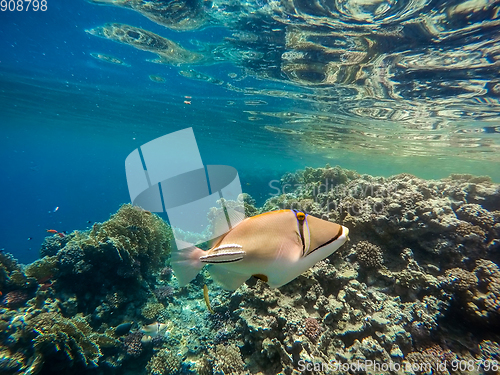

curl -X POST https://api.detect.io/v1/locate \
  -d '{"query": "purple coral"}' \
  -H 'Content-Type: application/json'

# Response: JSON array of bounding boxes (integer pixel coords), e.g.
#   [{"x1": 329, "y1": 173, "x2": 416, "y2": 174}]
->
[
  {"x1": 153, "y1": 285, "x2": 174, "y2": 301},
  {"x1": 303, "y1": 317, "x2": 323, "y2": 342},
  {"x1": 159, "y1": 267, "x2": 173, "y2": 279},
  {"x1": 2, "y1": 290, "x2": 29, "y2": 308},
  {"x1": 123, "y1": 332, "x2": 144, "y2": 357}
]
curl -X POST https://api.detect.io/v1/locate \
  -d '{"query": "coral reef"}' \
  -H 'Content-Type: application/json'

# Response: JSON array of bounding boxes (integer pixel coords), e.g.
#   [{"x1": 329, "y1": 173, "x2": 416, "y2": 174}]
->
[
  {"x1": 302, "y1": 317, "x2": 323, "y2": 342},
  {"x1": 1, "y1": 167, "x2": 499, "y2": 375},
  {"x1": 146, "y1": 349, "x2": 182, "y2": 375},
  {"x1": 122, "y1": 331, "x2": 143, "y2": 357},
  {"x1": 353, "y1": 241, "x2": 384, "y2": 269},
  {"x1": 213, "y1": 343, "x2": 245, "y2": 374},
  {"x1": 2, "y1": 290, "x2": 29, "y2": 308}
]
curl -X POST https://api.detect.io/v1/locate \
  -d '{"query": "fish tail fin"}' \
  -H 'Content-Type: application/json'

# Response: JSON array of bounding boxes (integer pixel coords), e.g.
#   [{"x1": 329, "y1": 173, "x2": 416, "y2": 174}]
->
[{"x1": 171, "y1": 240, "x2": 206, "y2": 287}]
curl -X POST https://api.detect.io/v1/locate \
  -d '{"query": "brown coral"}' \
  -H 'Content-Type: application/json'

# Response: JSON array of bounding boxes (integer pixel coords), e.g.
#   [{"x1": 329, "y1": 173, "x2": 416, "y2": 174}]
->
[
  {"x1": 440, "y1": 268, "x2": 478, "y2": 292},
  {"x1": 455, "y1": 204, "x2": 494, "y2": 229},
  {"x1": 2, "y1": 290, "x2": 29, "y2": 308},
  {"x1": 405, "y1": 344, "x2": 457, "y2": 375},
  {"x1": 470, "y1": 259, "x2": 500, "y2": 321},
  {"x1": 214, "y1": 343, "x2": 245, "y2": 374},
  {"x1": 303, "y1": 317, "x2": 323, "y2": 342},
  {"x1": 354, "y1": 241, "x2": 384, "y2": 268},
  {"x1": 455, "y1": 222, "x2": 486, "y2": 239}
]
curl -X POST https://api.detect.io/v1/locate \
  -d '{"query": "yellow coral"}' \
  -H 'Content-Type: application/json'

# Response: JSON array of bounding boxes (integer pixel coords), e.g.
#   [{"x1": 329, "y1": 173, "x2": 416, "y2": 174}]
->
[
  {"x1": 141, "y1": 302, "x2": 165, "y2": 320},
  {"x1": 24, "y1": 256, "x2": 58, "y2": 281}
]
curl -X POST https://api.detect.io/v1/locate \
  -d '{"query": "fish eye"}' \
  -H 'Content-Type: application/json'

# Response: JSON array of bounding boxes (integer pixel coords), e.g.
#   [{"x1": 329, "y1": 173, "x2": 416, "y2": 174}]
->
[{"x1": 296, "y1": 212, "x2": 306, "y2": 221}]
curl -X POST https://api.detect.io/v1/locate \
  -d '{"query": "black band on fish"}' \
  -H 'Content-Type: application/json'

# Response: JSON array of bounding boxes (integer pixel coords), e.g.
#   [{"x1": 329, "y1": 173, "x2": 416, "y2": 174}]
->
[
  {"x1": 293, "y1": 210, "x2": 307, "y2": 255},
  {"x1": 201, "y1": 257, "x2": 244, "y2": 264},
  {"x1": 308, "y1": 225, "x2": 344, "y2": 255}
]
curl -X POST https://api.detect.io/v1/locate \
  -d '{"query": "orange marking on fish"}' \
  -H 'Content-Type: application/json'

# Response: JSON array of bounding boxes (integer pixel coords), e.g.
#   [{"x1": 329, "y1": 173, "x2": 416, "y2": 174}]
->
[{"x1": 46, "y1": 229, "x2": 58, "y2": 234}]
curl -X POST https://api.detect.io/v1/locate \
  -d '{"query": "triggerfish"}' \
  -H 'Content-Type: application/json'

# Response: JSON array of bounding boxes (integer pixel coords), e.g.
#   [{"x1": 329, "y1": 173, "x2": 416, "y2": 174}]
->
[{"x1": 171, "y1": 209, "x2": 349, "y2": 291}]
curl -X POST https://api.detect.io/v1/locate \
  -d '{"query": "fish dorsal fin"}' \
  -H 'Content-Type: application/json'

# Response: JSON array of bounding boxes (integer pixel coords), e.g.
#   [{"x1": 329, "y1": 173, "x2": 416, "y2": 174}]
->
[
  {"x1": 200, "y1": 244, "x2": 245, "y2": 263},
  {"x1": 212, "y1": 210, "x2": 230, "y2": 239},
  {"x1": 211, "y1": 204, "x2": 245, "y2": 238}
]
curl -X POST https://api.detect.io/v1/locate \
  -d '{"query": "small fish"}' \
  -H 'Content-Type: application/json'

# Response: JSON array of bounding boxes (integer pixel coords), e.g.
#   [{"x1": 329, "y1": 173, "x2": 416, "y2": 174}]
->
[
  {"x1": 37, "y1": 275, "x2": 52, "y2": 284},
  {"x1": 172, "y1": 209, "x2": 349, "y2": 291},
  {"x1": 141, "y1": 322, "x2": 168, "y2": 337},
  {"x1": 39, "y1": 282, "x2": 53, "y2": 291},
  {"x1": 53, "y1": 207, "x2": 59, "y2": 213},
  {"x1": 87, "y1": 220, "x2": 92, "y2": 223},
  {"x1": 203, "y1": 284, "x2": 214, "y2": 314},
  {"x1": 46, "y1": 229, "x2": 58, "y2": 234},
  {"x1": 27, "y1": 237, "x2": 32, "y2": 241},
  {"x1": 184, "y1": 95, "x2": 192, "y2": 99},
  {"x1": 57, "y1": 232, "x2": 65, "y2": 238},
  {"x1": 115, "y1": 322, "x2": 132, "y2": 336},
  {"x1": 184, "y1": 100, "x2": 191, "y2": 105}
]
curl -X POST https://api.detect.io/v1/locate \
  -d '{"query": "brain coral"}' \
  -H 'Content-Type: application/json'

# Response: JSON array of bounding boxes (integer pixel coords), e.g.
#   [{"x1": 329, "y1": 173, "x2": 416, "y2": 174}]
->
[{"x1": 354, "y1": 241, "x2": 384, "y2": 268}]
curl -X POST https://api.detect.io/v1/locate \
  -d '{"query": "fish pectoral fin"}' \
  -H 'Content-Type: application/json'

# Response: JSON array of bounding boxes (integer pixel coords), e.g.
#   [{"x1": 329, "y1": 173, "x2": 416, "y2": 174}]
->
[
  {"x1": 208, "y1": 266, "x2": 250, "y2": 291},
  {"x1": 200, "y1": 249, "x2": 245, "y2": 264}
]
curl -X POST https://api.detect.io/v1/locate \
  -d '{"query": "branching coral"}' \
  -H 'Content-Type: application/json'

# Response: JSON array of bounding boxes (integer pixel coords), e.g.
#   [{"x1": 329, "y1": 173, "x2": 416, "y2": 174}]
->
[
  {"x1": 24, "y1": 311, "x2": 119, "y2": 374},
  {"x1": 0, "y1": 251, "x2": 35, "y2": 291},
  {"x1": 146, "y1": 349, "x2": 181, "y2": 375},
  {"x1": 214, "y1": 343, "x2": 245, "y2": 374},
  {"x1": 87, "y1": 204, "x2": 172, "y2": 271}
]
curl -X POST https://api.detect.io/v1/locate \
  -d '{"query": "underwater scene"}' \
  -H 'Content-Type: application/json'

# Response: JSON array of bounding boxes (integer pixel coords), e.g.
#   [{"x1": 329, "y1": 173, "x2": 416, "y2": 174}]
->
[{"x1": 1, "y1": 0, "x2": 500, "y2": 374}]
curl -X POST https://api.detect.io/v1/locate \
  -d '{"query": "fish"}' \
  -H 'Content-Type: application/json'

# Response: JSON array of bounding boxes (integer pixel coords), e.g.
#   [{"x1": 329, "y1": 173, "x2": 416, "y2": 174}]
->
[
  {"x1": 46, "y1": 229, "x2": 58, "y2": 234},
  {"x1": 57, "y1": 232, "x2": 65, "y2": 238},
  {"x1": 184, "y1": 100, "x2": 192, "y2": 105},
  {"x1": 203, "y1": 284, "x2": 214, "y2": 314},
  {"x1": 141, "y1": 322, "x2": 168, "y2": 337},
  {"x1": 171, "y1": 209, "x2": 349, "y2": 291}
]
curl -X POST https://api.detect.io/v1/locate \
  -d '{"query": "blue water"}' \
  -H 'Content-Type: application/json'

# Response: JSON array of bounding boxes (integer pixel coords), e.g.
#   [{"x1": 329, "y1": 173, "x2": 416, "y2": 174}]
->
[{"x1": 1, "y1": 0, "x2": 499, "y2": 263}]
